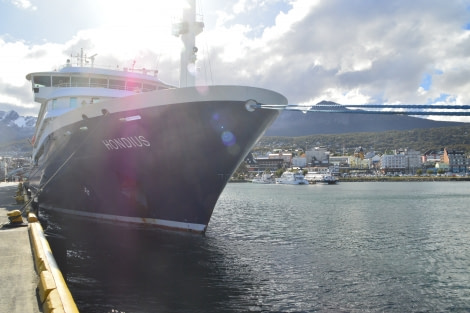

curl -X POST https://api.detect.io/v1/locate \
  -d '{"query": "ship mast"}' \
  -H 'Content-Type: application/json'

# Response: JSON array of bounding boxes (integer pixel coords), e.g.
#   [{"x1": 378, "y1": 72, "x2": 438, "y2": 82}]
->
[{"x1": 173, "y1": 0, "x2": 204, "y2": 87}]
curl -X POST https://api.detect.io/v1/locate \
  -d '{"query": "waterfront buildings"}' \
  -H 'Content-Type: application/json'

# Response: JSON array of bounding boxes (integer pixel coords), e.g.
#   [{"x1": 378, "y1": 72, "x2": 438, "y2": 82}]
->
[{"x1": 246, "y1": 146, "x2": 469, "y2": 176}]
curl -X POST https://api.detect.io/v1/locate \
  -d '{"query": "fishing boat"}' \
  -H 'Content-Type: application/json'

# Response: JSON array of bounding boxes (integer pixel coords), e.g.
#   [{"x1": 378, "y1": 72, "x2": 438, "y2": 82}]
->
[
  {"x1": 251, "y1": 172, "x2": 276, "y2": 184},
  {"x1": 304, "y1": 171, "x2": 338, "y2": 184},
  {"x1": 276, "y1": 171, "x2": 308, "y2": 185},
  {"x1": 26, "y1": 1, "x2": 287, "y2": 233}
]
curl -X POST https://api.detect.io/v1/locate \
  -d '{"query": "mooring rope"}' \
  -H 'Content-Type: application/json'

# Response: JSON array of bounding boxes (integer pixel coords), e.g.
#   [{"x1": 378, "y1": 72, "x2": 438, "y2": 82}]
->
[
  {"x1": 27, "y1": 117, "x2": 102, "y2": 213},
  {"x1": 256, "y1": 103, "x2": 470, "y2": 116}
]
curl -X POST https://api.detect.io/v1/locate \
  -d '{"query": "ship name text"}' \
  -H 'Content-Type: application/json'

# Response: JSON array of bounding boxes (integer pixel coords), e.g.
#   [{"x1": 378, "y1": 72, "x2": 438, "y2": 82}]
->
[{"x1": 102, "y1": 136, "x2": 150, "y2": 150}]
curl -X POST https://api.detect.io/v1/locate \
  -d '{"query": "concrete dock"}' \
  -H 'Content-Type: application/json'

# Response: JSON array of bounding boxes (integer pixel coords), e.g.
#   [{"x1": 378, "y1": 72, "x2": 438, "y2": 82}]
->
[
  {"x1": 0, "y1": 182, "x2": 79, "y2": 313},
  {"x1": 0, "y1": 182, "x2": 39, "y2": 313}
]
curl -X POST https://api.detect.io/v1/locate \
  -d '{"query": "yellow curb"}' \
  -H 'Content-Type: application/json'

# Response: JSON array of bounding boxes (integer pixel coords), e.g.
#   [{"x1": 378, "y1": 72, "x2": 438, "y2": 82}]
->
[
  {"x1": 38, "y1": 271, "x2": 57, "y2": 303},
  {"x1": 29, "y1": 221, "x2": 79, "y2": 313},
  {"x1": 28, "y1": 212, "x2": 39, "y2": 223},
  {"x1": 43, "y1": 289, "x2": 66, "y2": 313}
]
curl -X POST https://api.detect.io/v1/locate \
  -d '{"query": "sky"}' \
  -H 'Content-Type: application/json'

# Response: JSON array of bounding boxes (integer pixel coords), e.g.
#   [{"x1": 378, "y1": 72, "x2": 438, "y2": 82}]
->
[{"x1": 1, "y1": 0, "x2": 470, "y2": 122}]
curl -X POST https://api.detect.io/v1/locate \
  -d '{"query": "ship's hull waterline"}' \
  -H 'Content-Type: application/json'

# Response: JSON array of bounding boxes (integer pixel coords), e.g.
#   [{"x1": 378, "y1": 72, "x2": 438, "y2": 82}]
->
[{"x1": 28, "y1": 86, "x2": 285, "y2": 233}]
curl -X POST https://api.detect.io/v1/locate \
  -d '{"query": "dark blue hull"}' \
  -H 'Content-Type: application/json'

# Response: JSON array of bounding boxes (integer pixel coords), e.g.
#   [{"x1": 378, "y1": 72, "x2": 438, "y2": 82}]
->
[{"x1": 29, "y1": 99, "x2": 279, "y2": 232}]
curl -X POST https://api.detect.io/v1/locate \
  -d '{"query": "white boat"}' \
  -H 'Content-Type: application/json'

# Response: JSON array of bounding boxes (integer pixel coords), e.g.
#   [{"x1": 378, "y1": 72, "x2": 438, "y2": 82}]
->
[
  {"x1": 252, "y1": 172, "x2": 276, "y2": 184},
  {"x1": 276, "y1": 171, "x2": 308, "y2": 185},
  {"x1": 305, "y1": 171, "x2": 338, "y2": 184}
]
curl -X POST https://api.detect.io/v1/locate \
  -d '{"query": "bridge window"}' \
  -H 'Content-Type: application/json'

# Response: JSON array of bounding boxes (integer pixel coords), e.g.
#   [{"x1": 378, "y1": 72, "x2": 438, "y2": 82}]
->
[
  {"x1": 52, "y1": 76, "x2": 70, "y2": 87},
  {"x1": 71, "y1": 76, "x2": 89, "y2": 87},
  {"x1": 90, "y1": 77, "x2": 107, "y2": 88},
  {"x1": 126, "y1": 80, "x2": 142, "y2": 91},
  {"x1": 33, "y1": 76, "x2": 51, "y2": 87},
  {"x1": 109, "y1": 79, "x2": 125, "y2": 90}
]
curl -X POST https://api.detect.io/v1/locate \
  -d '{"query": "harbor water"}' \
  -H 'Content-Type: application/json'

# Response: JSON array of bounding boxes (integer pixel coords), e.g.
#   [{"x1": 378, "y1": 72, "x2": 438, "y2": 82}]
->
[{"x1": 58, "y1": 182, "x2": 470, "y2": 312}]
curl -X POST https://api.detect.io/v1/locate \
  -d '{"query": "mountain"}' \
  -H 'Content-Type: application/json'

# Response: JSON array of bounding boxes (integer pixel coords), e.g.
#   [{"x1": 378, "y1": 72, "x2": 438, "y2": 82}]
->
[
  {"x1": 0, "y1": 110, "x2": 37, "y2": 148},
  {"x1": 265, "y1": 102, "x2": 463, "y2": 137}
]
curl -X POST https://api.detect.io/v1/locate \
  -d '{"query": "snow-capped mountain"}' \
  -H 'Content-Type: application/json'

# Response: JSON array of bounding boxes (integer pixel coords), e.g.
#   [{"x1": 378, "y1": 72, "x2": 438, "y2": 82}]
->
[
  {"x1": 0, "y1": 110, "x2": 37, "y2": 128},
  {"x1": 0, "y1": 110, "x2": 37, "y2": 146}
]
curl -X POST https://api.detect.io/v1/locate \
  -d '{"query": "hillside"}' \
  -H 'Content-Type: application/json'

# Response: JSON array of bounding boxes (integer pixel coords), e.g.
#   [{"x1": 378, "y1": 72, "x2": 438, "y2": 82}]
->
[
  {"x1": 265, "y1": 107, "x2": 463, "y2": 137},
  {"x1": 258, "y1": 124, "x2": 470, "y2": 154}
]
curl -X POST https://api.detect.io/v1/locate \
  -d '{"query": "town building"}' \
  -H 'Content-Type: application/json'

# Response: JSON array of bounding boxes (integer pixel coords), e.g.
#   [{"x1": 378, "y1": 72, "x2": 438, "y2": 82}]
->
[
  {"x1": 400, "y1": 149, "x2": 422, "y2": 174},
  {"x1": 380, "y1": 149, "x2": 422, "y2": 174},
  {"x1": 435, "y1": 162, "x2": 450, "y2": 173},
  {"x1": 354, "y1": 147, "x2": 365, "y2": 159},
  {"x1": 329, "y1": 156, "x2": 349, "y2": 175},
  {"x1": 442, "y1": 148, "x2": 467, "y2": 173},
  {"x1": 349, "y1": 155, "x2": 370, "y2": 170},
  {"x1": 269, "y1": 152, "x2": 293, "y2": 164},
  {"x1": 329, "y1": 156, "x2": 349, "y2": 167},
  {"x1": 292, "y1": 156, "x2": 307, "y2": 168},
  {"x1": 252, "y1": 157, "x2": 284, "y2": 172},
  {"x1": 305, "y1": 147, "x2": 330, "y2": 167},
  {"x1": 422, "y1": 150, "x2": 442, "y2": 164},
  {"x1": 380, "y1": 153, "x2": 406, "y2": 173},
  {"x1": 370, "y1": 154, "x2": 382, "y2": 171}
]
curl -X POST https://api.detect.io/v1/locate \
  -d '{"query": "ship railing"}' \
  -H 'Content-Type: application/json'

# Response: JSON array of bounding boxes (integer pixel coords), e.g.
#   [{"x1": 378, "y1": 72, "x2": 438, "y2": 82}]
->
[
  {"x1": 51, "y1": 82, "x2": 157, "y2": 93},
  {"x1": 61, "y1": 62, "x2": 159, "y2": 76}
]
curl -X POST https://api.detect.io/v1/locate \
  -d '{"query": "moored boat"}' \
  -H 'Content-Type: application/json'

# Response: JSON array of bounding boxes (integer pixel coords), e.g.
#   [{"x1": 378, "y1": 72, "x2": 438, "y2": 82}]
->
[
  {"x1": 26, "y1": 1, "x2": 287, "y2": 233},
  {"x1": 305, "y1": 171, "x2": 338, "y2": 184},
  {"x1": 252, "y1": 172, "x2": 276, "y2": 184},
  {"x1": 276, "y1": 171, "x2": 309, "y2": 185}
]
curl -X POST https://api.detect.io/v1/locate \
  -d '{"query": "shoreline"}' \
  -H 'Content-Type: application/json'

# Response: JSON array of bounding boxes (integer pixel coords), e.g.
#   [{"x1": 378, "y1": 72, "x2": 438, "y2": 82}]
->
[
  {"x1": 230, "y1": 176, "x2": 470, "y2": 183},
  {"x1": 337, "y1": 176, "x2": 470, "y2": 182}
]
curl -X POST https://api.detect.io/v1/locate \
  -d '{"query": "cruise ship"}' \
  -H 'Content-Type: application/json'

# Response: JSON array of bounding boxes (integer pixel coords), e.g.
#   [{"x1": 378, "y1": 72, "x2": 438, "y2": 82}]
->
[{"x1": 26, "y1": 1, "x2": 287, "y2": 233}]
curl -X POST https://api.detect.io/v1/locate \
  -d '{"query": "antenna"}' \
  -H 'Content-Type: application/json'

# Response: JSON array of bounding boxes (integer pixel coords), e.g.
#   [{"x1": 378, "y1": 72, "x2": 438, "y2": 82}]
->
[
  {"x1": 173, "y1": 0, "x2": 204, "y2": 87},
  {"x1": 89, "y1": 54, "x2": 98, "y2": 67}
]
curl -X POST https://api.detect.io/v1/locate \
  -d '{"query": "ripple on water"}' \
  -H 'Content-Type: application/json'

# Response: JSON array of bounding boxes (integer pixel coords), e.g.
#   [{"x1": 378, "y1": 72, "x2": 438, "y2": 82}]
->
[{"x1": 58, "y1": 182, "x2": 470, "y2": 312}]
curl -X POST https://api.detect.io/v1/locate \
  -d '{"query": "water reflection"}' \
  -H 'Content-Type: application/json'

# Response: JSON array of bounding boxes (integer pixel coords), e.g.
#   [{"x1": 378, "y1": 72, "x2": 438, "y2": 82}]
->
[{"x1": 41, "y1": 215, "x2": 257, "y2": 313}]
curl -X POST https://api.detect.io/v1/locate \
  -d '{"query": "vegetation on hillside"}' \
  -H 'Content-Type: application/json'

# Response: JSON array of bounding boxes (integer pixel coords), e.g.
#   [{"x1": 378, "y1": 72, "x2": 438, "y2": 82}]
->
[
  {"x1": 256, "y1": 124, "x2": 470, "y2": 155},
  {"x1": 0, "y1": 139, "x2": 32, "y2": 156}
]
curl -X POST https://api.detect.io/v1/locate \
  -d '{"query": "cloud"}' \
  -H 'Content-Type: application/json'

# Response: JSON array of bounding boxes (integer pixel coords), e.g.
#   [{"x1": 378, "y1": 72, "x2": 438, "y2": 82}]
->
[
  {"x1": 250, "y1": 0, "x2": 470, "y2": 109},
  {"x1": 0, "y1": 38, "x2": 67, "y2": 115},
  {"x1": 207, "y1": 0, "x2": 470, "y2": 122},
  {"x1": 1, "y1": 0, "x2": 470, "y2": 123},
  {"x1": 9, "y1": 0, "x2": 36, "y2": 10},
  {"x1": 0, "y1": 78, "x2": 36, "y2": 115}
]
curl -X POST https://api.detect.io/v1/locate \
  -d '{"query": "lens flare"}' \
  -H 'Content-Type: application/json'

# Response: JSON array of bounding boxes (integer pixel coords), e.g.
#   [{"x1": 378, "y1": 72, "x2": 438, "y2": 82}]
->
[{"x1": 221, "y1": 131, "x2": 236, "y2": 146}]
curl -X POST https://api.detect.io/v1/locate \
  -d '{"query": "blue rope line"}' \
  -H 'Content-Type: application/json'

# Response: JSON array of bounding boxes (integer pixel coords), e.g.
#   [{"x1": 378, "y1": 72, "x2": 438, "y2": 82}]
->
[{"x1": 258, "y1": 103, "x2": 470, "y2": 116}]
